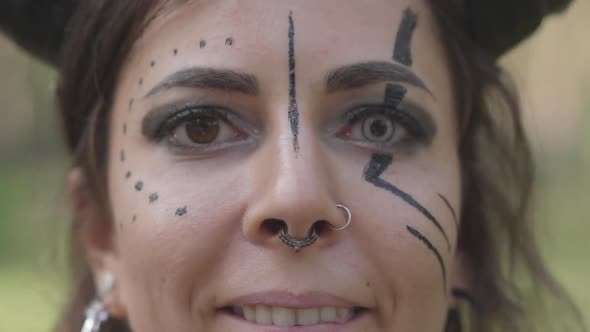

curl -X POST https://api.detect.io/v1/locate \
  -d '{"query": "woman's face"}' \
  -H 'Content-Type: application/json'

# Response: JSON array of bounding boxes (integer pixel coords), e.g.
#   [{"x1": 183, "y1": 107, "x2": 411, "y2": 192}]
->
[{"x1": 86, "y1": 0, "x2": 463, "y2": 331}]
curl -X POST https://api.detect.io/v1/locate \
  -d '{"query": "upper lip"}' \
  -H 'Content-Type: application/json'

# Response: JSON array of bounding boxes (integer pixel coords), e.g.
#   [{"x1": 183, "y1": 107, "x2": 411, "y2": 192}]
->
[{"x1": 222, "y1": 290, "x2": 370, "y2": 309}]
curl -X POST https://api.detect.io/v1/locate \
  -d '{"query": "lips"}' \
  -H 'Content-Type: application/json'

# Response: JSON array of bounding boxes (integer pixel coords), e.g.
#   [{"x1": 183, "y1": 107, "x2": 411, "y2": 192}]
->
[{"x1": 218, "y1": 291, "x2": 371, "y2": 328}]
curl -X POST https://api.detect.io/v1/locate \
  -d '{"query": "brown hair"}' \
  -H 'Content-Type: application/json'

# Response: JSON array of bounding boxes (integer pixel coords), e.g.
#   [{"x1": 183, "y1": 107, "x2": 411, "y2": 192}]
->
[{"x1": 53, "y1": 1, "x2": 585, "y2": 331}]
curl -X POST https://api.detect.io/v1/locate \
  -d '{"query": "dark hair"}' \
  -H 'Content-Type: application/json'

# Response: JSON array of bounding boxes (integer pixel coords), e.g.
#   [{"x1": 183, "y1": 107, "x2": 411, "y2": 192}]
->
[{"x1": 53, "y1": 1, "x2": 585, "y2": 331}]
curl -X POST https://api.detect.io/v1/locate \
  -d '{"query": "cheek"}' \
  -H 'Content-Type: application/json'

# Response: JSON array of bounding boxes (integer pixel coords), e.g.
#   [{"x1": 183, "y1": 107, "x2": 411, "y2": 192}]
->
[{"x1": 107, "y1": 150, "x2": 252, "y2": 313}]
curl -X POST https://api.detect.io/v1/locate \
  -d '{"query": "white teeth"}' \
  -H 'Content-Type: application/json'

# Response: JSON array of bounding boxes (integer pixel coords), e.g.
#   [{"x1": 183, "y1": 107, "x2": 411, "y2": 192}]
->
[
  {"x1": 236, "y1": 305, "x2": 355, "y2": 326},
  {"x1": 272, "y1": 306, "x2": 296, "y2": 327},
  {"x1": 320, "y1": 307, "x2": 338, "y2": 322},
  {"x1": 255, "y1": 305, "x2": 272, "y2": 325},
  {"x1": 297, "y1": 308, "x2": 320, "y2": 326}
]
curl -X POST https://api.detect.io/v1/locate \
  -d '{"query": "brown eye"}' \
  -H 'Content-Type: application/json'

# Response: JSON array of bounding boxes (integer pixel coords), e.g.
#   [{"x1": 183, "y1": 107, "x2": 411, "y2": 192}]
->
[
  {"x1": 362, "y1": 115, "x2": 395, "y2": 142},
  {"x1": 185, "y1": 115, "x2": 220, "y2": 144}
]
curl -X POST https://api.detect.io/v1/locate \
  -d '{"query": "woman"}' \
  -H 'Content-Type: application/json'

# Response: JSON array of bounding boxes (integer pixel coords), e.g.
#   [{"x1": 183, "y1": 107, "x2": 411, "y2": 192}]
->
[{"x1": 1, "y1": 0, "x2": 585, "y2": 331}]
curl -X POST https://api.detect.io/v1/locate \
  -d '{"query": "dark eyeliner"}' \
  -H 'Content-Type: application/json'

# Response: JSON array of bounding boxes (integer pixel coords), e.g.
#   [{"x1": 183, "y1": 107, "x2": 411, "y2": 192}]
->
[
  {"x1": 345, "y1": 103, "x2": 437, "y2": 144},
  {"x1": 142, "y1": 102, "x2": 231, "y2": 141}
]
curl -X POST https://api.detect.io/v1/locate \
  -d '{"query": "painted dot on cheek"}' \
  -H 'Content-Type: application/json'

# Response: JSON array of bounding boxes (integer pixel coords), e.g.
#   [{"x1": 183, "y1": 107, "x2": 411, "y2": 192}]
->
[
  {"x1": 149, "y1": 193, "x2": 159, "y2": 203},
  {"x1": 150, "y1": 61, "x2": 155, "y2": 67},
  {"x1": 173, "y1": 49, "x2": 178, "y2": 55},
  {"x1": 132, "y1": 214, "x2": 137, "y2": 222},
  {"x1": 175, "y1": 206, "x2": 187, "y2": 216},
  {"x1": 135, "y1": 181, "x2": 144, "y2": 191},
  {"x1": 199, "y1": 40, "x2": 206, "y2": 48},
  {"x1": 225, "y1": 37, "x2": 234, "y2": 46},
  {"x1": 125, "y1": 171, "x2": 132, "y2": 179}
]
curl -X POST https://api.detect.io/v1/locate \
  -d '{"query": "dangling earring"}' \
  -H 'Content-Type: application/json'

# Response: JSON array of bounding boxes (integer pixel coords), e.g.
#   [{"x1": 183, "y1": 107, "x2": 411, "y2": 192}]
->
[
  {"x1": 445, "y1": 308, "x2": 462, "y2": 332},
  {"x1": 80, "y1": 273, "x2": 115, "y2": 332}
]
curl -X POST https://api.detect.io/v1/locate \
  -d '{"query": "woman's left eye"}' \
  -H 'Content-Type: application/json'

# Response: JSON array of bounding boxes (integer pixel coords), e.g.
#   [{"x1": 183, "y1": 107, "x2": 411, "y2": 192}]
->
[{"x1": 336, "y1": 106, "x2": 420, "y2": 147}]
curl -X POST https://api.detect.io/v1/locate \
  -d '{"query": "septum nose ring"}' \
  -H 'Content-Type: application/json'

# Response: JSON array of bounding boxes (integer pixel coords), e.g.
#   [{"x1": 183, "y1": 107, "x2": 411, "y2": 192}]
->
[{"x1": 279, "y1": 204, "x2": 352, "y2": 252}]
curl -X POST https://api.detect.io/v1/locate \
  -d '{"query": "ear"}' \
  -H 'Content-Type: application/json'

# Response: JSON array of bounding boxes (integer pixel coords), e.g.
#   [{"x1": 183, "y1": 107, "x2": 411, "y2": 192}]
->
[{"x1": 66, "y1": 167, "x2": 127, "y2": 319}]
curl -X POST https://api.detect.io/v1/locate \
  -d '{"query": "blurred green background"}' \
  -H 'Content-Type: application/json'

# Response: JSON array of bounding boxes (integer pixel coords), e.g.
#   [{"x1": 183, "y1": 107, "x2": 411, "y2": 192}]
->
[{"x1": 0, "y1": 2, "x2": 589, "y2": 331}]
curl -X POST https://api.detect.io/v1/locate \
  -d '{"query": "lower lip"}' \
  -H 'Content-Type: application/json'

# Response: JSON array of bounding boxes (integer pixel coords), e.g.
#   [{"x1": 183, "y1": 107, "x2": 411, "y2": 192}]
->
[{"x1": 217, "y1": 309, "x2": 371, "y2": 332}]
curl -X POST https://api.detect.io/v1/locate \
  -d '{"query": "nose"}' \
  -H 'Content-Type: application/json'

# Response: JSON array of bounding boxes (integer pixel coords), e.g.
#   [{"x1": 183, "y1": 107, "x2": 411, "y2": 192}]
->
[{"x1": 242, "y1": 133, "x2": 348, "y2": 252}]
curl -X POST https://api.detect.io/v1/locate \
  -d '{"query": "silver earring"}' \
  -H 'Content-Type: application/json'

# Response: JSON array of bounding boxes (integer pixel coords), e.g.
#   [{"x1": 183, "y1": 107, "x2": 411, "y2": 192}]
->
[{"x1": 80, "y1": 300, "x2": 109, "y2": 332}]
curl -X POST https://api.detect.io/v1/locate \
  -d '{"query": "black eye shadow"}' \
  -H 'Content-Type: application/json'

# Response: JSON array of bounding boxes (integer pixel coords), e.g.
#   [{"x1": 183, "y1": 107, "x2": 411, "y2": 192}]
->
[
  {"x1": 175, "y1": 206, "x2": 187, "y2": 216},
  {"x1": 135, "y1": 181, "x2": 144, "y2": 191},
  {"x1": 393, "y1": 7, "x2": 418, "y2": 66}
]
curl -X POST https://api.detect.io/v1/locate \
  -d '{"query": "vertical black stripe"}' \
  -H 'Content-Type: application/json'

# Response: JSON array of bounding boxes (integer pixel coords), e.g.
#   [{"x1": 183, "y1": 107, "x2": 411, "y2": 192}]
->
[
  {"x1": 288, "y1": 11, "x2": 300, "y2": 152},
  {"x1": 406, "y1": 225, "x2": 447, "y2": 291},
  {"x1": 393, "y1": 8, "x2": 418, "y2": 66}
]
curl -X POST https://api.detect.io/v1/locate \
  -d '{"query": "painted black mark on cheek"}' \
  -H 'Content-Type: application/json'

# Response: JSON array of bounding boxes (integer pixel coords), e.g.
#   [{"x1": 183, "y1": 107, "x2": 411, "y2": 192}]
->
[
  {"x1": 173, "y1": 49, "x2": 178, "y2": 55},
  {"x1": 175, "y1": 206, "x2": 187, "y2": 216},
  {"x1": 139, "y1": 78, "x2": 143, "y2": 86},
  {"x1": 393, "y1": 7, "x2": 418, "y2": 66},
  {"x1": 200, "y1": 40, "x2": 207, "y2": 48},
  {"x1": 132, "y1": 214, "x2": 137, "y2": 223},
  {"x1": 225, "y1": 37, "x2": 234, "y2": 46},
  {"x1": 125, "y1": 171, "x2": 132, "y2": 179},
  {"x1": 438, "y1": 193, "x2": 458, "y2": 228},
  {"x1": 287, "y1": 11, "x2": 300, "y2": 152},
  {"x1": 149, "y1": 193, "x2": 159, "y2": 203},
  {"x1": 150, "y1": 61, "x2": 156, "y2": 67},
  {"x1": 135, "y1": 181, "x2": 144, "y2": 191},
  {"x1": 128, "y1": 98, "x2": 134, "y2": 111},
  {"x1": 363, "y1": 154, "x2": 451, "y2": 250},
  {"x1": 123, "y1": 123, "x2": 127, "y2": 135},
  {"x1": 406, "y1": 225, "x2": 447, "y2": 291}
]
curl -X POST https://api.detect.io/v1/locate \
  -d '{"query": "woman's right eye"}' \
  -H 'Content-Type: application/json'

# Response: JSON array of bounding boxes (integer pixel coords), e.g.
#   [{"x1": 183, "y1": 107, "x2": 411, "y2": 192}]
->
[{"x1": 157, "y1": 107, "x2": 250, "y2": 153}]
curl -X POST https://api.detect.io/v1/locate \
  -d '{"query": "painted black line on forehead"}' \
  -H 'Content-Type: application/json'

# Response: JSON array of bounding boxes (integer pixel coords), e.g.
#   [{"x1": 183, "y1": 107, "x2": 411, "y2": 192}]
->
[
  {"x1": 364, "y1": 154, "x2": 451, "y2": 251},
  {"x1": 287, "y1": 11, "x2": 300, "y2": 153},
  {"x1": 393, "y1": 8, "x2": 418, "y2": 66},
  {"x1": 144, "y1": 67, "x2": 259, "y2": 98},
  {"x1": 438, "y1": 193, "x2": 458, "y2": 228},
  {"x1": 407, "y1": 225, "x2": 447, "y2": 290}
]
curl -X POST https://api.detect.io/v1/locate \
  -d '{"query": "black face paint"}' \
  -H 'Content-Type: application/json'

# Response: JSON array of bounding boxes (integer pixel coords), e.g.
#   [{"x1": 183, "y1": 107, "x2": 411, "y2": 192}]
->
[
  {"x1": 135, "y1": 181, "x2": 144, "y2": 191},
  {"x1": 139, "y1": 78, "x2": 143, "y2": 86},
  {"x1": 125, "y1": 171, "x2": 132, "y2": 179},
  {"x1": 175, "y1": 206, "x2": 187, "y2": 216},
  {"x1": 364, "y1": 154, "x2": 450, "y2": 250},
  {"x1": 438, "y1": 193, "x2": 458, "y2": 228},
  {"x1": 129, "y1": 98, "x2": 134, "y2": 111},
  {"x1": 407, "y1": 225, "x2": 447, "y2": 291},
  {"x1": 287, "y1": 11, "x2": 300, "y2": 152},
  {"x1": 150, "y1": 61, "x2": 156, "y2": 67},
  {"x1": 393, "y1": 8, "x2": 418, "y2": 66},
  {"x1": 123, "y1": 123, "x2": 127, "y2": 135},
  {"x1": 225, "y1": 37, "x2": 234, "y2": 46},
  {"x1": 173, "y1": 49, "x2": 178, "y2": 55},
  {"x1": 200, "y1": 40, "x2": 206, "y2": 48},
  {"x1": 120, "y1": 150, "x2": 125, "y2": 162},
  {"x1": 132, "y1": 214, "x2": 137, "y2": 222},
  {"x1": 149, "y1": 193, "x2": 159, "y2": 203}
]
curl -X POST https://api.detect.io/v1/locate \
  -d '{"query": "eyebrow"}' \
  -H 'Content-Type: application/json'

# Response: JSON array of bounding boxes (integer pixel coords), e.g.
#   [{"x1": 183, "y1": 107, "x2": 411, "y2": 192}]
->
[
  {"x1": 144, "y1": 67, "x2": 259, "y2": 98},
  {"x1": 325, "y1": 61, "x2": 433, "y2": 96}
]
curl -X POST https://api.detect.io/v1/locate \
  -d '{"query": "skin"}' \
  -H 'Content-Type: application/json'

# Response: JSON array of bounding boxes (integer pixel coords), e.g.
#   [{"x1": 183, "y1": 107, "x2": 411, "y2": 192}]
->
[{"x1": 70, "y1": 0, "x2": 465, "y2": 331}]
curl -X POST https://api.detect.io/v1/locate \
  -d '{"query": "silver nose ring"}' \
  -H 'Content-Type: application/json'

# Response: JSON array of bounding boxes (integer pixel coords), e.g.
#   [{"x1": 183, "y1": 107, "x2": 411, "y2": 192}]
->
[{"x1": 279, "y1": 204, "x2": 352, "y2": 252}]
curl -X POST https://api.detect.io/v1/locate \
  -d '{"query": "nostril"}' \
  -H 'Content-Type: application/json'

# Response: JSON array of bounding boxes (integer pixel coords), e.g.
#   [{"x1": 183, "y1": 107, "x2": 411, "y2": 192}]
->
[
  {"x1": 261, "y1": 218, "x2": 285, "y2": 235},
  {"x1": 313, "y1": 220, "x2": 330, "y2": 236}
]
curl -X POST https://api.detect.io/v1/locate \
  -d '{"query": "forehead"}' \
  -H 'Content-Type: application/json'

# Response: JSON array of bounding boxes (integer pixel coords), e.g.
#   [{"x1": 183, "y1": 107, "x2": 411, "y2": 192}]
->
[{"x1": 131, "y1": 0, "x2": 444, "y2": 77}]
